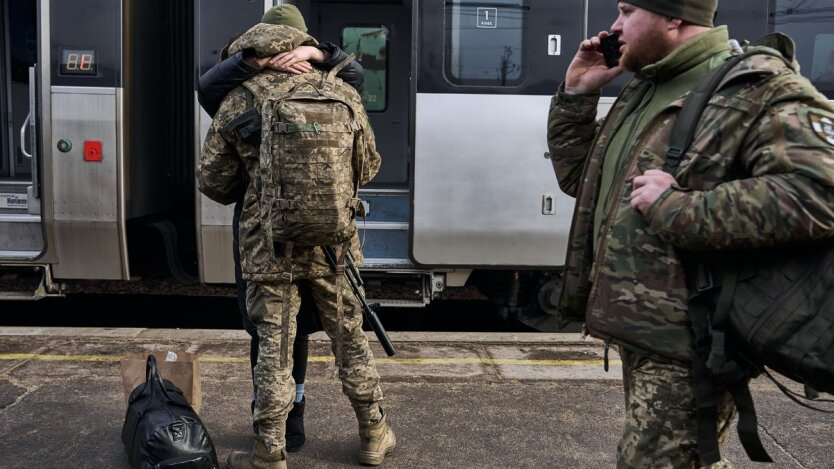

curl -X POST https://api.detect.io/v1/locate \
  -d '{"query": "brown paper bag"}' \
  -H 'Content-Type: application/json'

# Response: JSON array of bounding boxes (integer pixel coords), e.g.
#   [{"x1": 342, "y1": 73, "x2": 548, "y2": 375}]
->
[{"x1": 120, "y1": 351, "x2": 202, "y2": 414}]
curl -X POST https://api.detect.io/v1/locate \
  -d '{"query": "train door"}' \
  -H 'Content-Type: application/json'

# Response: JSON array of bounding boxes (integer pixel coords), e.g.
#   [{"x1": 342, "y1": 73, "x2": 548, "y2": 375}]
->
[
  {"x1": 306, "y1": 0, "x2": 414, "y2": 268},
  {"x1": 195, "y1": 0, "x2": 267, "y2": 283},
  {"x1": 0, "y1": 0, "x2": 47, "y2": 261},
  {"x1": 411, "y1": 0, "x2": 583, "y2": 267},
  {"x1": 47, "y1": 0, "x2": 126, "y2": 280}
]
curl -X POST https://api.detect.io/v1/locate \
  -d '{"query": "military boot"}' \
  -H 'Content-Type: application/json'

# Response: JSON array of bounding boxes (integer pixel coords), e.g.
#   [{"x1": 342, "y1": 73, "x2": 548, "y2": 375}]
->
[
  {"x1": 226, "y1": 437, "x2": 287, "y2": 469},
  {"x1": 285, "y1": 397, "x2": 306, "y2": 452},
  {"x1": 358, "y1": 410, "x2": 396, "y2": 466}
]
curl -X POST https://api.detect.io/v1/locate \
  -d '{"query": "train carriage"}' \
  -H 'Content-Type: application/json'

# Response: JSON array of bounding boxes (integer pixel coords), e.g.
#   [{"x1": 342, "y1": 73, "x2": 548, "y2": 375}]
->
[{"x1": 0, "y1": 0, "x2": 832, "y2": 328}]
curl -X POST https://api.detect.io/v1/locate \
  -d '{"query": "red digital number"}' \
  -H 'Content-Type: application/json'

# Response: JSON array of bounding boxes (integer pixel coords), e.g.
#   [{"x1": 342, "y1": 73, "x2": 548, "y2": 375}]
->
[{"x1": 80, "y1": 54, "x2": 92, "y2": 71}]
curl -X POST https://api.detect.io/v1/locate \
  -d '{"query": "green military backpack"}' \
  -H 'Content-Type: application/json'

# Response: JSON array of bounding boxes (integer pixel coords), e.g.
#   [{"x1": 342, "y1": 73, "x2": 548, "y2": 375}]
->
[
  {"x1": 241, "y1": 56, "x2": 366, "y2": 247},
  {"x1": 664, "y1": 35, "x2": 834, "y2": 465}
]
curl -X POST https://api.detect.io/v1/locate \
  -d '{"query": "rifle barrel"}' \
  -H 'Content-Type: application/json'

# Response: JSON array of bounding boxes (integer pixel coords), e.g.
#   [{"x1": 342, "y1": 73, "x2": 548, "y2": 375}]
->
[{"x1": 323, "y1": 246, "x2": 397, "y2": 356}]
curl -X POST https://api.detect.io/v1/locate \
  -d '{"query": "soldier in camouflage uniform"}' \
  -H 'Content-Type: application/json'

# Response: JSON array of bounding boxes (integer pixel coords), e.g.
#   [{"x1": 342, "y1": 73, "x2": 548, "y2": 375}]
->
[
  {"x1": 547, "y1": 1, "x2": 834, "y2": 467},
  {"x1": 198, "y1": 23, "x2": 395, "y2": 469},
  {"x1": 197, "y1": 5, "x2": 365, "y2": 453}
]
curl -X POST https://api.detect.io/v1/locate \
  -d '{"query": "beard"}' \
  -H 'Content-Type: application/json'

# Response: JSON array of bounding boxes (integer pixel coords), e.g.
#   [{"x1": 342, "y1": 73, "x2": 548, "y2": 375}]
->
[{"x1": 621, "y1": 28, "x2": 673, "y2": 72}]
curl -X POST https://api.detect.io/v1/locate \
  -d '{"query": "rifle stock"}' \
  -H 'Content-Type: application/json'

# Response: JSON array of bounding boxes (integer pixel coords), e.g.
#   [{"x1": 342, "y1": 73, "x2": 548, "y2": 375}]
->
[{"x1": 323, "y1": 246, "x2": 397, "y2": 356}]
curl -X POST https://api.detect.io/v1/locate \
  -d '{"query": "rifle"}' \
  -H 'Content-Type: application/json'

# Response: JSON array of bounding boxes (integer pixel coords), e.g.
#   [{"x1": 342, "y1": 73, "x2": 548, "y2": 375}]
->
[{"x1": 323, "y1": 246, "x2": 397, "y2": 356}]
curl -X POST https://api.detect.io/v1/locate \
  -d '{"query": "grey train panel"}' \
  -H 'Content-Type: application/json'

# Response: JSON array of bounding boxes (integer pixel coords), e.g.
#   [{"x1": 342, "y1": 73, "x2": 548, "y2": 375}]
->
[
  {"x1": 51, "y1": 87, "x2": 126, "y2": 279},
  {"x1": 200, "y1": 225, "x2": 234, "y2": 284},
  {"x1": 52, "y1": 220, "x2": 124, "y2": 279},
  {"x1": 51, "y1": 89, "x2": 118, "y2": 222},
  {"x1": 412, "y1": 93, "x2": 570, "y2": 267}
]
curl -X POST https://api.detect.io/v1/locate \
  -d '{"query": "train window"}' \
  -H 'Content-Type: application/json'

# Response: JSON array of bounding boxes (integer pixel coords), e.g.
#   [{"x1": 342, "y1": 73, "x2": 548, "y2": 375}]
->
[
  {"x1": 342, "y1": 26, "x2": 389, "y2": 112},
  {"x1": 444, "y1": 0, "x2": 526, "y2": 86},
  {"x1": 811, "y1": 35, "x2": 834, "y2": 97},
  {"x1": 770, "y1": 0, "x2": 834, "y2": 98}
]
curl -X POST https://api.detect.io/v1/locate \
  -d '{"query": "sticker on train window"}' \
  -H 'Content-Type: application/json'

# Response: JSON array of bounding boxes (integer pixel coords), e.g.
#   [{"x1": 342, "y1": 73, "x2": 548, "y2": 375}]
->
[
  {"x1": 0, "y1": 193, "x2": 28, "y2": 209},
  {"x1": 477, "y1": 8, "x2": 498, "y2": 28}
]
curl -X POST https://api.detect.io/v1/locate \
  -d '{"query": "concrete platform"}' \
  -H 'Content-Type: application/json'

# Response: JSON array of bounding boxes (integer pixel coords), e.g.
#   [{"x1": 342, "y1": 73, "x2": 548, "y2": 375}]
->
[{"x1": 0, "y1": 327, "x2": 831, "y2": 468}]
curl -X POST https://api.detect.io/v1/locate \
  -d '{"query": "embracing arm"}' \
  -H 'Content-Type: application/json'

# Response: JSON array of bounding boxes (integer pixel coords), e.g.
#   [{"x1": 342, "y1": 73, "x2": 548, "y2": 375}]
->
[
  {"x1": 647, "y1": 100, "x2": 834, "y2": 250},
  {"x1": 198, "y1": 51, "x2": 260, "y2": 118},
  {"x1": 199, "y1": 43, "x2": 365, "y2": 118}
]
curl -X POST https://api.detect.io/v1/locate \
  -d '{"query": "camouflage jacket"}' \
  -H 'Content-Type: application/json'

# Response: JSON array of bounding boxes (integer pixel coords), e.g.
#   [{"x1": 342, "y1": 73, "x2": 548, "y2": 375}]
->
[
  {"x1": 198, "y1": 24, "x2": 381, "y2": 282},
  {"x1": 547, "y1": 31, "x2": 834, "y2": 362}
]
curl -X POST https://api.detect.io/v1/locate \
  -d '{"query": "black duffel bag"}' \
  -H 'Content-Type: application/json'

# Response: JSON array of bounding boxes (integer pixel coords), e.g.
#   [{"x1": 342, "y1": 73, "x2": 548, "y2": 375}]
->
[{"x1": 121, "y1": 354, "x2": 219, "y2": 469}]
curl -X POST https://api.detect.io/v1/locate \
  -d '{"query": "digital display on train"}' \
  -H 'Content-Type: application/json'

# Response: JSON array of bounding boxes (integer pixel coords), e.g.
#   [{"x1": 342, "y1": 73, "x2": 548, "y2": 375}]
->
[{"x1": 60, "y1": 49, "x2": 97, "y2": 76}]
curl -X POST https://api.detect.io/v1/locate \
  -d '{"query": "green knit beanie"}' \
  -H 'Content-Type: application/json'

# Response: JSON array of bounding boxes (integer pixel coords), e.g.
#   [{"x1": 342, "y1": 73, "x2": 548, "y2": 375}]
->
[
  {"x1": 261, "y1": 4, "x2": 307, "y2": 32},
  {"x1": 622, "y1": 0, "x2": 717, "y2": 27}
]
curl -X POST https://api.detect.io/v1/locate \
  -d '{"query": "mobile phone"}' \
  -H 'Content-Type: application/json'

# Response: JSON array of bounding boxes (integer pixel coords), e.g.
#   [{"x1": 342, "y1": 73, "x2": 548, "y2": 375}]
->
[{"x1": 600, "y1": 33, "x2": 621, "y2": 68}]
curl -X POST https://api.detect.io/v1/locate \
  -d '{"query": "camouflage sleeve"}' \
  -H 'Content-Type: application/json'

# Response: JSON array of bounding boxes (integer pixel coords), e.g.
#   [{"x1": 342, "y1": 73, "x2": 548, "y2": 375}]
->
[
  {"x1": 353, "y1": 99, "x2": 381, "y2": 186},
  {"x1": 647, "y1": 100, "x2": 834, "y2": 250},
  {"x1": 197, "y1": 90, "x2": 247, "y2": 205},
  {"x1": 547, "y1": 83, "x2": 602, "y2": 197}
]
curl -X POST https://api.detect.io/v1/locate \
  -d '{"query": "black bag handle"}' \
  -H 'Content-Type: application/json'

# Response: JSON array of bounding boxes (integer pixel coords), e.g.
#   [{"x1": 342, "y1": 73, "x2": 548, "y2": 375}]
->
[{"x1": 144, "y1": 354, "x2": 175, "y2": 403}]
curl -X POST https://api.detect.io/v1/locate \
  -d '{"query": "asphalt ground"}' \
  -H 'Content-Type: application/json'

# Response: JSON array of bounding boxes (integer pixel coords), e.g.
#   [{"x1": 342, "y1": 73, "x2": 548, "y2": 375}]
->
[{"x1": 0, "y1": 327, "x2": 832, "y2": 468}]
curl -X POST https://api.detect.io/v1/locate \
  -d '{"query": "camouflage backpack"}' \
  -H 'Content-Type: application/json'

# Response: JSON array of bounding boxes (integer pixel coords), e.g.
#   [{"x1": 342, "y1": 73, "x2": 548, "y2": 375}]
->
[{"x1": 241, "y1": 56, "x2": 366, "y2": 247}]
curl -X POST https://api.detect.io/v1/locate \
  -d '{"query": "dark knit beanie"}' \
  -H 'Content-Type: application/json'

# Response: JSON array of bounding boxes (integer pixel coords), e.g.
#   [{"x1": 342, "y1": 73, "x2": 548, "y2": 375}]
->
[
  {"x1": 261, "y1": 4, "x2": 307, "y2": 32},
  {"x1": 623, "y1": 0, "x2": 717, "y2": 27}
]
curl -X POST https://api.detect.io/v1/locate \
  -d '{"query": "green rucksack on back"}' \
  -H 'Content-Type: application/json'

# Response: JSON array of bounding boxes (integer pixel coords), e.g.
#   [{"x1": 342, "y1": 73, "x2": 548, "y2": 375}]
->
[
  {"x1": 242, "y1": 56, "x2": 366, "y2": 247},
  {"x1": 663, "y1": 34, "x2": 834, "y2": 465}
]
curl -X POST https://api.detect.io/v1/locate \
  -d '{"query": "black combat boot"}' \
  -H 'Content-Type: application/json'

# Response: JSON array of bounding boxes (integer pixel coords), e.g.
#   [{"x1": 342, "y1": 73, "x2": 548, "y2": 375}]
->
[{"x1": 285, "y1": 397, "x2": 306, "y2": 452}]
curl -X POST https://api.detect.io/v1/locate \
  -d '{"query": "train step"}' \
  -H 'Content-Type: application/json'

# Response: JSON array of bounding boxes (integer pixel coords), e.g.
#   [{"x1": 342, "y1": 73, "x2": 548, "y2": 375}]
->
[
  {"x1": 0, "y1": 265, "x2": 62, "y2": 301},
  {"x1": 367, "y1": 297, "x2": 428, "y2": 308}
]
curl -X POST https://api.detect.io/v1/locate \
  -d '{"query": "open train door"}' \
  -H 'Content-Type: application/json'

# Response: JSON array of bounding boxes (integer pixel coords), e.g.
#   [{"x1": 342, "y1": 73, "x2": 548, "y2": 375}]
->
[
  {"x1": 303, "y1": 0, "x2": 414, "y2": 269},
  {"x1": 0, "y1": 0, "x2": 58, "y2": 296},
  {"x1": 195, "y1": 0, "x2": 267, "y2": 283}
]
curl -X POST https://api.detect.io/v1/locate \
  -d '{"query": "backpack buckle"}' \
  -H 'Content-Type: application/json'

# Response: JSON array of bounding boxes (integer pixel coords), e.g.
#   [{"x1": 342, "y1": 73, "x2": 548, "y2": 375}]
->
[
  {"x1": 695, "y1": 263, "x2": 714, "y2": 293},
  {"x1": 312, "y1": 122, "x2": 322, "y2": 134}
]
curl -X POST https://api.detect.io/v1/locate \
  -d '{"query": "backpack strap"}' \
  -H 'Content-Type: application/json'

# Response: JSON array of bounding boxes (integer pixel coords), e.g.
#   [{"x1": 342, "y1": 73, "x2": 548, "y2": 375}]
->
[
  {"x1": 322, "y1": 53, "x2": 356, "y2": 90},
  {"x1": 663, "y1": 48, "x2": 785, "y2": 173},
  {"x1": 665, "y1": 47, "x2": 791, "y2": 464},
  {"x1": 222, "y1": 84, "x2": 263, "y2": 145}
]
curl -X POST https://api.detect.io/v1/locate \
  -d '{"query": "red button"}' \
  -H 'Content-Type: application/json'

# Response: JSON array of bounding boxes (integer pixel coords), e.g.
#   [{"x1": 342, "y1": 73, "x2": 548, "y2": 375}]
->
[{"x1": 84, "y1": 140, "x2": 102, "y2": 162}]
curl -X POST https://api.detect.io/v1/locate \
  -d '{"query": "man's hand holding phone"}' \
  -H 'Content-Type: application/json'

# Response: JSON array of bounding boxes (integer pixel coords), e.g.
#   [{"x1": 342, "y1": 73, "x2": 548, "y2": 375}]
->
[{"x1": 563, "y1": 31, "x2": 624, "y2": 95}]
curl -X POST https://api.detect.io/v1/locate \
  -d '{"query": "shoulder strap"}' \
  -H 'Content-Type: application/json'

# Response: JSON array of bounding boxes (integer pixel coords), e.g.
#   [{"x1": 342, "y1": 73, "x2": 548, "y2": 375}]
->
[
  {"x1": 663, "y1": 49, "x2": 785, "y2": 173},
  {"x1": 322, "y1": 53, "x2": 355, "y2": 90},
  {"x1": 670, "y1": 48, "x2": 793, "y2": 466}
]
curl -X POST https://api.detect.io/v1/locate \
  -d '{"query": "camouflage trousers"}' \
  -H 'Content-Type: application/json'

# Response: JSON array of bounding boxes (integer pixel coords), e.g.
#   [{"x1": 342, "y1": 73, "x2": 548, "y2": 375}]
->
[
  {"x1": 246, "y1": 272, "x2": 384, "y2": 453},
  {"x1": 617, "y1": 348, "x2": 737, "y2": 469}
]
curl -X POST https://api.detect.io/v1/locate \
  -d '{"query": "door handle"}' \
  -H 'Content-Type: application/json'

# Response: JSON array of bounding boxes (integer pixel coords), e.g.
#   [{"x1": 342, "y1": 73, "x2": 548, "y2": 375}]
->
[{"x1": 20, "y1": 112, "x2": 32, "y2": 159}]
